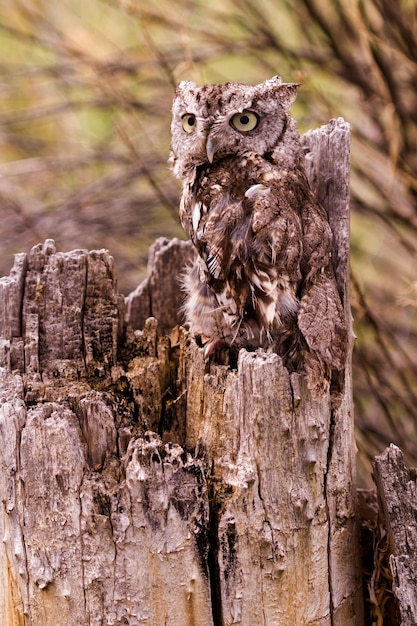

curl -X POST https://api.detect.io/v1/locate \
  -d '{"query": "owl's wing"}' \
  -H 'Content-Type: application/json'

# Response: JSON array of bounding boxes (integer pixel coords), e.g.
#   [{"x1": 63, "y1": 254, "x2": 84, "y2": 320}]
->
[{"x1": 249, "y1": 183, "x2": 302, "y2": 283}]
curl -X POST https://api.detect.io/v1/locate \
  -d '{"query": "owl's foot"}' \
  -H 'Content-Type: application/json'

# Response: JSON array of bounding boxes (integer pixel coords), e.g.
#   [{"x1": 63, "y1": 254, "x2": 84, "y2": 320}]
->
[{"x1": 203, "y1": 338, "x2": 226, "y2": 359}]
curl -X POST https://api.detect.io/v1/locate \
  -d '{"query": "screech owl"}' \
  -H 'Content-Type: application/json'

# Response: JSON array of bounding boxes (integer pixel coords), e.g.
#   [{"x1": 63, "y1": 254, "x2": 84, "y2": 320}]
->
[{"x1": 170, "y1": 75, "x2": 348, "y2": 395}]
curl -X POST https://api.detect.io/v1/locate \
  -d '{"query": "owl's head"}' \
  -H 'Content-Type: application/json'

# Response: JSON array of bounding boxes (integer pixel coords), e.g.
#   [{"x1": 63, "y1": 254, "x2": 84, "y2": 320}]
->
[{"x1": 170, "y1": 75, "x2": 300, "y2": 178}]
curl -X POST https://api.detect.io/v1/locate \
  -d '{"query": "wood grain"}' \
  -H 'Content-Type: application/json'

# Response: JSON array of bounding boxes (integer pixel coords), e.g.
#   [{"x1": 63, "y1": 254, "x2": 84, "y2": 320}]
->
[{"x1": 373, "y1": 444, "x2": 417, "y2": 626}]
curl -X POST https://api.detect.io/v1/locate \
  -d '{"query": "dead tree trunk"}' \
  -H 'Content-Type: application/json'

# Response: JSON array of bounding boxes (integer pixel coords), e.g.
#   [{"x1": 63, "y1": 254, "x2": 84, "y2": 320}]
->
[
  {"x1": 0, "y1": 119, "x2": 364, "y2": 625},
  {"x1": 373, "y1": 445, "x2": 417, "y2": 625}
]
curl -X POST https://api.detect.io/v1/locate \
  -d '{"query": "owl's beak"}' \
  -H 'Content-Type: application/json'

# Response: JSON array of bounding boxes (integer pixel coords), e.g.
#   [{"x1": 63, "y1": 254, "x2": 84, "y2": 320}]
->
[{"x1": 206, "y1": 136, "x2": 217, "y2": 164}]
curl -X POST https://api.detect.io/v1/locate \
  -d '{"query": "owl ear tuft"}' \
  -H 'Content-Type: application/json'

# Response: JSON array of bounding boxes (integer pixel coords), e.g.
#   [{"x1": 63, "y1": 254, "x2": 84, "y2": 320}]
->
[
  {"x1": 258, "y1": 76, "x2": 301, "y2": 111},
  {"x1": 261, "y1": 75, "x2": 284, "y2": 88},
  {"x1": 277, "y1": 83, "x2": 301, "y2": 111},
  {"x1": 176, "y1": 80, "x2": 197, "y2": 95}
]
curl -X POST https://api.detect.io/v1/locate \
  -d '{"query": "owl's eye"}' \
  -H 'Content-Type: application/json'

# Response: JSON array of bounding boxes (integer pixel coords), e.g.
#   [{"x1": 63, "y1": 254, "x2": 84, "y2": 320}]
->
[
  {"x1": 230, "y1": 110, "x2": 259, "y2": 132},
  {"x1": 182, "y1": 113, "x2": 197, "y2": 133}
]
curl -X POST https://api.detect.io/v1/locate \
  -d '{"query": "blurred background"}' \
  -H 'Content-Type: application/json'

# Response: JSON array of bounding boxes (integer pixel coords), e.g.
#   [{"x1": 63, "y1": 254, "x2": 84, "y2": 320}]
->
[{"x1": 0, "y1": 0, "x2": 416, "y2": 486}]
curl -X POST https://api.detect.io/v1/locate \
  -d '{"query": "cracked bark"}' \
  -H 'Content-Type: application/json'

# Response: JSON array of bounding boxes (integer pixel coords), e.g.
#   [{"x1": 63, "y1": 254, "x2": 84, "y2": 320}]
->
[{"x1": 0, "y1": 119, "x2": 363, "y2": 625}]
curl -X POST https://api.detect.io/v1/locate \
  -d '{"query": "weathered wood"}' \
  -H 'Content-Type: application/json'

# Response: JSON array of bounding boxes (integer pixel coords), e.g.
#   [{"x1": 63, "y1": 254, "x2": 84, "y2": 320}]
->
[
  {"x1": 177, "y1": 341, "x2": 335, "y2": 624},
  {"x1": 125, "y1": 237, "x2": 195, "y2": 335},
  {"x1": 0, "y1": 119, "x2": 364, "y2": 625},
  {"x1": 303, "y1": 119, "x2": 361, "y2": 624},
  {"x1": 373, "y1": 444, "x2": 417, "y2": 626},
  {"x1": 0, "y1": 242, "x2": 213, "y2": 626},
  {"x1": 302, "y1": 117, "x2": 351, "y2": 302}
]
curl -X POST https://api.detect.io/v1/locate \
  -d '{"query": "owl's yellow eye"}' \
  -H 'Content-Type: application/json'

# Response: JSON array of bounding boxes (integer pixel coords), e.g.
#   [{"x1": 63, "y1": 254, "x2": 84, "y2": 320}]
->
[
  {"x1": 230, "y1": 110, "x2": 259, "y2": 132},
  {"x1": 182, "y1": 113, "x2": 197, "y2": 133}
]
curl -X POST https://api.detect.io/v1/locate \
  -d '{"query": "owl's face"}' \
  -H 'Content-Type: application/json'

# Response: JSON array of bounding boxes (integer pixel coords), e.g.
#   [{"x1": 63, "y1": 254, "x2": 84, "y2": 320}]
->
[{"x1": 170, "y1": 75, "x2": 299, "y2": 178}]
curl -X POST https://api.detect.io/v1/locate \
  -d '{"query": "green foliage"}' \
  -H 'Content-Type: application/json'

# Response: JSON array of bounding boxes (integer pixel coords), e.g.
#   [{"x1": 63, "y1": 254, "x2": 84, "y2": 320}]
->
[{"x1": 1, "y1": 0, "x2": 417, "y2": 496}]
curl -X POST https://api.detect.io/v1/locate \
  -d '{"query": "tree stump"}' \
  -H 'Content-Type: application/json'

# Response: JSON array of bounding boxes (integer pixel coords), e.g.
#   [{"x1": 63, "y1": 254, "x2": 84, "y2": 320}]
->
[
  {"x1": 373, "y1": 444, "x2": 417, "y2": 625},
  {"x1": 0, "y1": 119, "x2": 364, "y2": 625}
]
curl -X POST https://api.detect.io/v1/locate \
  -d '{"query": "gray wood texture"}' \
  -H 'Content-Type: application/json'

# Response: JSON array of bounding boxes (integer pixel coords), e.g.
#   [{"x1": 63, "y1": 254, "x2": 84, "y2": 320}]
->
[
  {"x1": 0, "y1": 119, "x2": 364, "y2": 625},
  {"x1": 373, "y1": 444, "x2": 417, "y2": 626}
]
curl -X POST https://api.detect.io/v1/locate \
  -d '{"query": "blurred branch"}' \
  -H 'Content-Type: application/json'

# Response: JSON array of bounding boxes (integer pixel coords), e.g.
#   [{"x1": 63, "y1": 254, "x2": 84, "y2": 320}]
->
[{"x1": 115, "y1": 123, "x2": 179, "y2": 219}]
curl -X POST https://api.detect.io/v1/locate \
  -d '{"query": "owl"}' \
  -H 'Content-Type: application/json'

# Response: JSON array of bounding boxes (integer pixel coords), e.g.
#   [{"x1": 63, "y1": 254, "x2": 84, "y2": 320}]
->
[{"x1": 170, "y1": 75, "x2": 348, "y2": 396}]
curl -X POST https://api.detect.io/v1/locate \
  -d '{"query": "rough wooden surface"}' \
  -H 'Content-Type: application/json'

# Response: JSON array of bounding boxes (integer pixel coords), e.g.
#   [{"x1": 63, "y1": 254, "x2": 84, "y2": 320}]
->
[
  {"x1": 373, "y1": 444, "x2": 417, "y2": 626},
  {"x1": 0, "y1": 242, "x2": 213, "y2": 626},
  {"x1": 0, "y1": 119, "x2": 364, "y2": 625},
  {"x1": 302, "y1": 117, "x2": 351, "y2": 301},
  {"x1": 303, "y1": 118, "x2": 361, "y2": 625},
  {"x1": 177, "y1": 341, "x2": 335, "y2": 624},
  {"x1": 125, "y1": 237, "x2": 195, "y2": 335}
]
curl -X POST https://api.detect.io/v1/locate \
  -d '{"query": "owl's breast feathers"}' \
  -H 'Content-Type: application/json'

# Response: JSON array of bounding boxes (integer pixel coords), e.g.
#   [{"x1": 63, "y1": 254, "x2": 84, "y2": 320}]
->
[{"x1": 180, "y1": 154, "x2": 305, "y2": 345}]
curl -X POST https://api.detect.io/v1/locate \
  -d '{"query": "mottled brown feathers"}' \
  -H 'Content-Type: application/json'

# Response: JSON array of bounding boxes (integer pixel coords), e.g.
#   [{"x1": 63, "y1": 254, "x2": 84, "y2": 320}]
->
[{"x1": 170, "y1": 75, "x2": 348, "y2": 395}]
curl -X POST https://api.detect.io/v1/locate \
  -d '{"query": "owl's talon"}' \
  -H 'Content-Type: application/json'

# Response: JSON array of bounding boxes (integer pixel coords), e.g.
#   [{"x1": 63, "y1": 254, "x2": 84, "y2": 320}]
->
[{"x1": 204, "y1": 339, "x2": 225, "y2": 359}]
